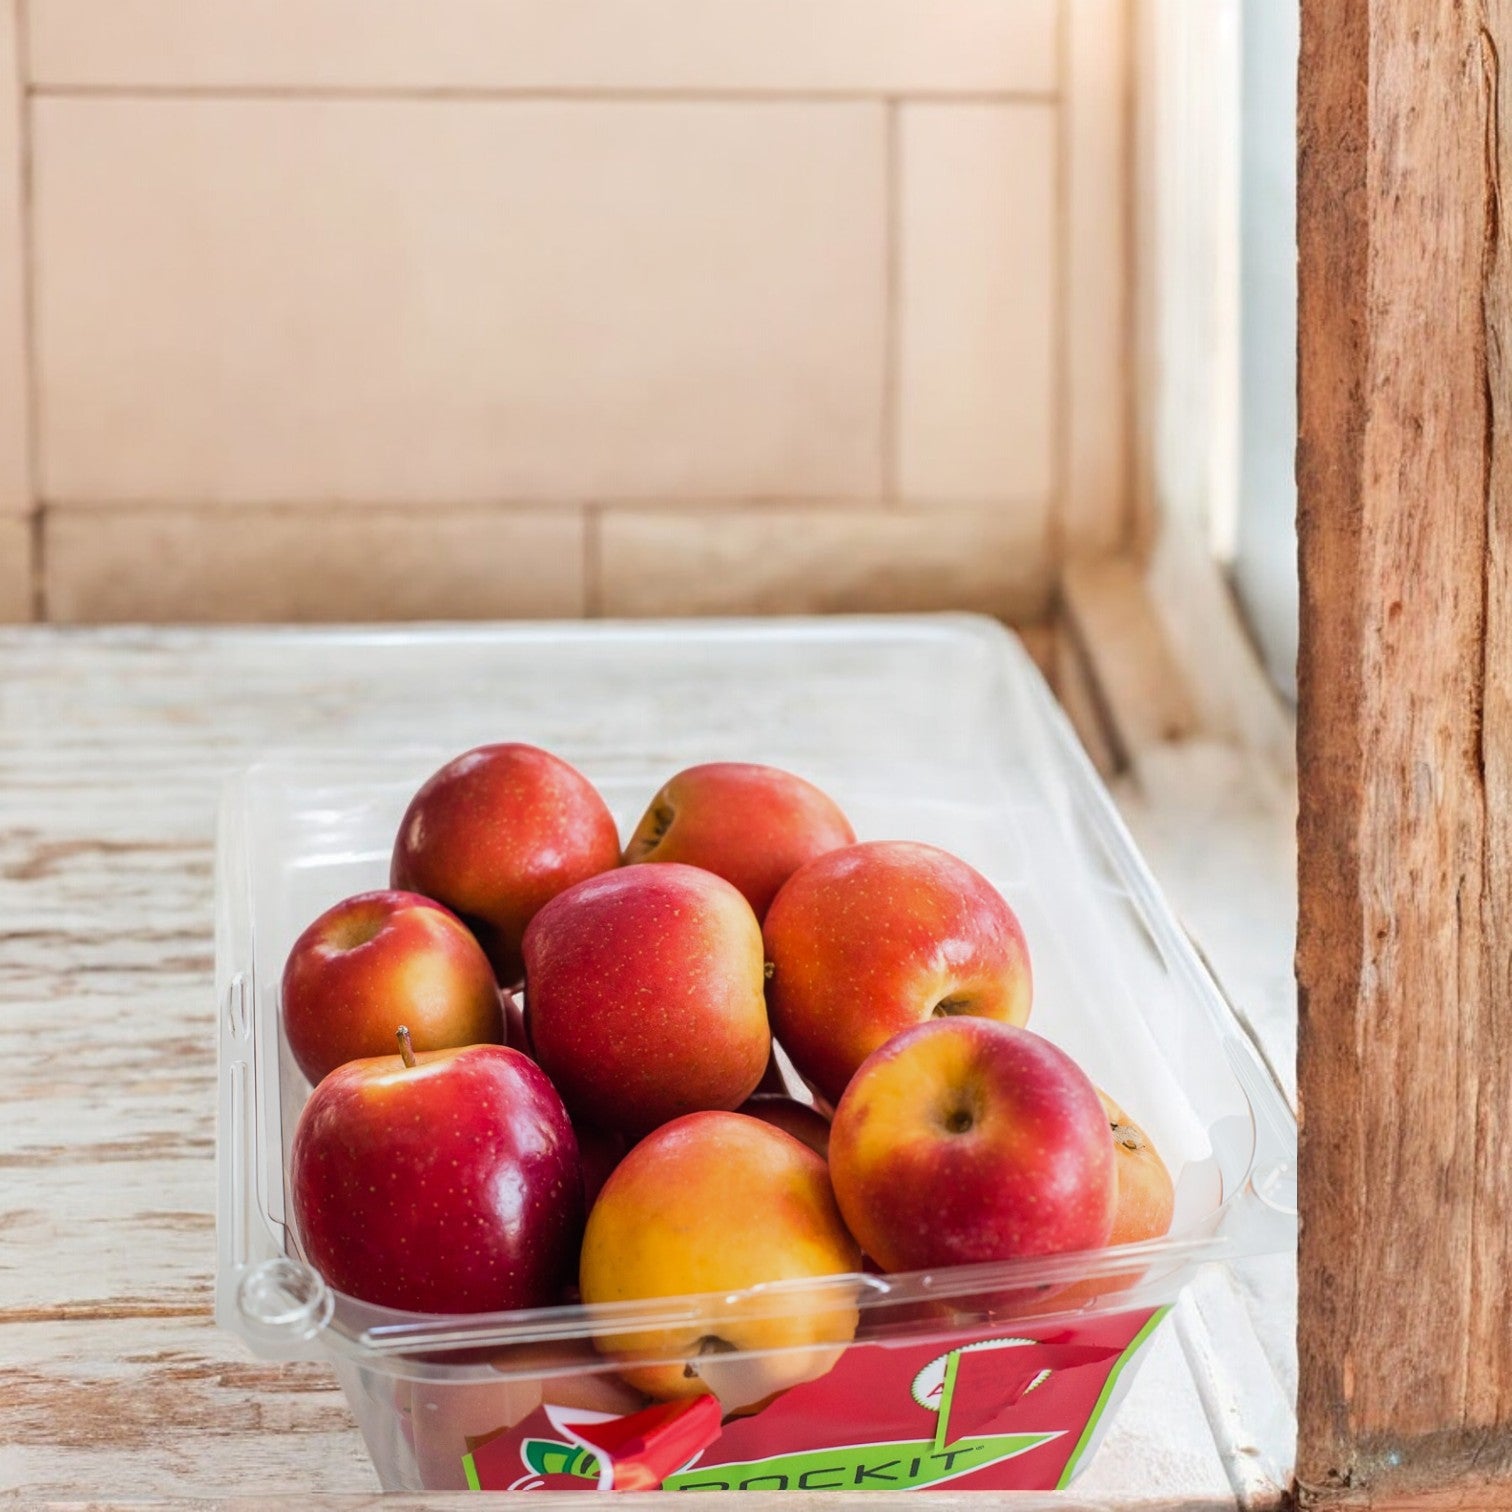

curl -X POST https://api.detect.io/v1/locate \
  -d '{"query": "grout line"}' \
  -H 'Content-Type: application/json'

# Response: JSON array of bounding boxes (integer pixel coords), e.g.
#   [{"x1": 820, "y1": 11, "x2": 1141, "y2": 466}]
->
[
  {"x1": 13, "y1": 0, "x2": 42, "y2": 619},
  {"x1": 41, "y1": 496, "x2": 1055, "y2": 521},
  {"x1": 28, "y1": 82, "x2": 1065, "y2": 106},
  {"x1": 1117, "y1": 0, "x2": 1139, "y2": 554},
  {"x1": 583, "y1": 503, "x2": 602, "y2": 618},
  {"x1": 28, "y1": 502, "x2": 42, "y2": 619},
  {"x1": 1049, "y1": 0, "x2": 1071, "y2": 577},
  {"x1": 881, "y1": 100, "x2": 902, "y2": 507}
]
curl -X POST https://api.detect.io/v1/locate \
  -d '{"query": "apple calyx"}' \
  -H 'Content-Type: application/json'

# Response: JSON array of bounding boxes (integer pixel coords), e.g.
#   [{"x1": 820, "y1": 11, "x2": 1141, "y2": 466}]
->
[
  {"x1": 396, "y1": 1025, "x2": 417, "y2": 1068},
  {"x1": 931, "y1": 994, "x2": 974, "y2": 1017},
  {"x1": 327, "y1": 909, "x2": 389, "y2": 951},
  {"x1": 1111, "y1": 1120, "x2": 1146, "y2": 1153},
  {"x1": 681, "y1": 1334, "x2": 737, "y2": 1379},
  {"x1": 628, "y1": 800, "x2": 676, "y2": 860}
]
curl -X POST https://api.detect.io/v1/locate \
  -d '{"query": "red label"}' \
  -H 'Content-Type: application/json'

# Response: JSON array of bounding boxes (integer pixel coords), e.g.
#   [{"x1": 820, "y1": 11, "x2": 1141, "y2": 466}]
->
[{"x1": 463, "y1": 1307, "x2": 1165, "y2": 1492}]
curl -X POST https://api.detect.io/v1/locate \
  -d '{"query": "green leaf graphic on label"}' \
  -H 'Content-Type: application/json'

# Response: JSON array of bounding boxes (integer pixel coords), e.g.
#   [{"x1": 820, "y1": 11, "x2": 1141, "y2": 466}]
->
[
  {"x1": 521, "y1": 1437, "x2": 599, "y2": 1480},
  {"x1": 662, "y1": 1431, "x2": 1061, "y2": 1492}
]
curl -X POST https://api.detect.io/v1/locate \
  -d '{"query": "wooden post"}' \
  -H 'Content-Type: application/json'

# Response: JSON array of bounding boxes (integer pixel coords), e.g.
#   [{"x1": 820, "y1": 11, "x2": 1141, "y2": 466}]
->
[{"x1": 1297, "y1": 0, "x2": 1512, "y2": 1504}]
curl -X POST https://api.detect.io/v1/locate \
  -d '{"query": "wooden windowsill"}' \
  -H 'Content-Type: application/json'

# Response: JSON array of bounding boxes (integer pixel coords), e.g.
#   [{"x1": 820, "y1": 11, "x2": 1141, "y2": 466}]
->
[{"x1": 1056, "y1": 551, "x2": 1299, "y2": 1510}]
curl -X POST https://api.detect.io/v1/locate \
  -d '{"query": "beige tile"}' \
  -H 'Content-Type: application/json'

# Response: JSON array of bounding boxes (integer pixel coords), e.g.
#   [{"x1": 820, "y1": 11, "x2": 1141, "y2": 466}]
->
[
  {"x1": 0, "y1": 0, "x2": 29, "y2": 514},
  {"x1": 33, "y1": 98, "x2": 886, "y2": 506},
  {"x1": 1064, "y1": 0, "x2": 1132, "y2": 553},
  {"x1": 598, "y1": 504, "x2": 1051, "y2": 621},
  {"x1": 0, "y1": 515, "x2": 34, "y2": 619},
  {"x1": 43, "y1": 506, "x2": 587, "y2": 622},
  {"x1": 896, "y1": 104, "x2": 1057, "y2": 506},
  {"x1": 28, "y1": 0, "x2": 1057, "y2": 94}
]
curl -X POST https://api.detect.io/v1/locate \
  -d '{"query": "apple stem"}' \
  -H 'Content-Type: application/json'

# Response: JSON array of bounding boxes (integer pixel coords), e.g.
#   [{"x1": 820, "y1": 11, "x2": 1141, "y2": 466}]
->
[{"x1": 396, "y1": 1026, "x2": 416, "y2": 1068}]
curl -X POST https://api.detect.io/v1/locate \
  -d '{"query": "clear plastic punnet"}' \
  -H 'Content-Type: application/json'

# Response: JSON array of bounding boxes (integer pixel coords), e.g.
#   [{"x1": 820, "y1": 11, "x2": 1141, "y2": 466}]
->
[{"x1": 214, "y1": 615, "x2": 1296, "y2": 1494}]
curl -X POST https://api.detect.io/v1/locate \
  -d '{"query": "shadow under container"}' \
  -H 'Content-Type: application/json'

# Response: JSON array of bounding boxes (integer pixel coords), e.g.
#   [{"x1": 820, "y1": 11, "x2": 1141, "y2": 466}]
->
[{"x1": 214, "y1": 616, "x2": 1296, "y2": 1493}]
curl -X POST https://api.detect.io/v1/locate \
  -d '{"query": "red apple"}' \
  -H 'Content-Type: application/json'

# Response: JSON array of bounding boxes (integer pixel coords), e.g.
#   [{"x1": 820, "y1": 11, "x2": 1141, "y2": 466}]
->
[
  {"x1": 579, "y1": 1111, "x2": 861, "y2": 1406},
  {"x1": 623, "y1": 762, "x2": 855, "y2": 920},
  {"x1": 576, "y1": 1124, "x2": 627, "y2": 1210},
  {"x1": 763, "y1": 840, "x2": 1033, "y2": 1104},
  {"x1": 524, "y1": 864, "x2": 770, "y2": 1138},
  {"x1": 827, "y1": 1017, "x2": 1114, "y2": 1272},
  {"x1": 738, "y1": 1093, "x2": 831, "y2": 1159},
  {"x1": 391, "y1": 743, "x2": 620, "y2": 987},
  {"x1": 290, "y1": 1032, "x2": 583, "y2": 1314},
  {"x1": 281, "y1": 889, "x2": 503, "y2": 1086}
]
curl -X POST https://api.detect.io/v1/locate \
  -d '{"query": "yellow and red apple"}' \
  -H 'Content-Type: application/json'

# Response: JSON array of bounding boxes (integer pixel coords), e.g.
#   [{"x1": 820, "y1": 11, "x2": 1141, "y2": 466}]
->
[
  {"x1": 1099, "y1": 1090, "x2": 1176, "y2": 1246},
  {"x1": 828, "y1": 1017, "x2": 1115, "y2": 1272},
  {"x1": 579, "y1": 1111, "x2": 861, "y2": 1407},
  {"x1": 623, "y1": 762, "x2": 855, "y2": 921},
  {"x1": 523, "y1": 864, "x2": 770, "y2": 1138},
  {"x1": 391, "y1": 743, "x2": 620, "y2": 987},
  {"x1": 291, "y1": 1036, "x2": 583, "y2": 1314},
  {"x1": 764, "y1": 840, "x2": 1033, "y2": 1105},
  {"x1": 280, "y1": 889, "x2": 503, "y2": 1086}
]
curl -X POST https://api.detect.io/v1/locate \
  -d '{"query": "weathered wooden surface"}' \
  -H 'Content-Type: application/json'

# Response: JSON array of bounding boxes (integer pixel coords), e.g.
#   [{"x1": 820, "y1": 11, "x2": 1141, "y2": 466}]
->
[
  {"x1": 1296, "y1": 0, "x2": 1512, "y2": 1503},
  {"x1": 1060, "y1": 556, "x2": 1199, "y2": 767},
  {"x1": 0, "y1": 626, "x2": 1278, "y2": 1504}
]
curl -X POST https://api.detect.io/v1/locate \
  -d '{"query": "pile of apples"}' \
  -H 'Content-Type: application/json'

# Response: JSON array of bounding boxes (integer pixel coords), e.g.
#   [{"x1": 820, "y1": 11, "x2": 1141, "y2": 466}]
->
[{"x1": 285, "y1": 744, "x2": 1175, "y2": 1403}]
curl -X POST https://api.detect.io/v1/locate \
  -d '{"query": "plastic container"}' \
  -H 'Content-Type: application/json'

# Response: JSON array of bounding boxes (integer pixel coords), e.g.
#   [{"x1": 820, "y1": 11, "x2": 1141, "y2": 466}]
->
[{"x1": 214, "y1": 615, "x2": 1295, "y2": 1493}]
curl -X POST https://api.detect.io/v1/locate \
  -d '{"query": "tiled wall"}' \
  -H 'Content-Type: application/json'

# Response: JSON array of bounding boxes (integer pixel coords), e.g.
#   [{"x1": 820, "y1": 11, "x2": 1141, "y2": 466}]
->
[{"x1": 0, "y1": 0, "x2": 1130, "y2": 624}]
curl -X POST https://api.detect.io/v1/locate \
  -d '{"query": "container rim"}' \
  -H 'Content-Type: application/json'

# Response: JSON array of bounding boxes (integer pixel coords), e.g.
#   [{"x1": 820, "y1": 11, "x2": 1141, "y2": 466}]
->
[{"x1": 335, "y1": 1232, "x2": 1231, "y2": 1356}]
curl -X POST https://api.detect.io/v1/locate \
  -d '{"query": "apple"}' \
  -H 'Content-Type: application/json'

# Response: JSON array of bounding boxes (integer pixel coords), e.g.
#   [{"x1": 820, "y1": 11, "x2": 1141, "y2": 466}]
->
[
  {"x1": 1022, "y1": 1091, "x2": 1179, "y2": 1316},
  {"x1": 494, "y1": 1342, "x2": 652, "y2": 1414},
  {"x1": 623, "y1": 762, "x2": 855, "y2": 920},
  {"x1": 280, "y1": 889, "x2": 503, "y2": 1086},
  {"x1": 827, "y1": 1017, "x2": 1114, "y2": 1272},
  {"x1": 400, "y1": 1375, "x2": 547, "y2": 1491},
  {"x1": 391, "y1": 743, "x2": 621, "y2": 987},
  {"x1": 290, "y1": 1031, "x2": 583, "y2": 1314},
  {"x1": 576, "y1": 1124, "x2": 627, "y2": 1210},
  {"x1": 523, "y1": 864, "x2": 770, "y2": 1138},
  {"x1": 1099, "y1": 1090, "x2": 1176, "y2": 1246},
  {"x1": 399, "y1": 1343, "x2": 648, "y2": 1490},
  {"x1": 764, "y1": 840, "x2": 1033, "y2": 1105},
  {"x1": 737, "y1": 1093, "x2": 831, "y2": 1159},
  {"x1": 579, "y1": 1111, "x2": 861, "y2": 1406}
]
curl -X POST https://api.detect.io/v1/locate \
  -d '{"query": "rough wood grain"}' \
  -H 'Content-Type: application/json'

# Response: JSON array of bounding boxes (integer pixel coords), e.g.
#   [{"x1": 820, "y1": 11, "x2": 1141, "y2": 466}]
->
[
  {"x1": 0, "y1": 1316, "x2": 378, "y2": 1497},
  {"x1": 1296, "y1": 0, "x2": 1512, "y2": 1501}
]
